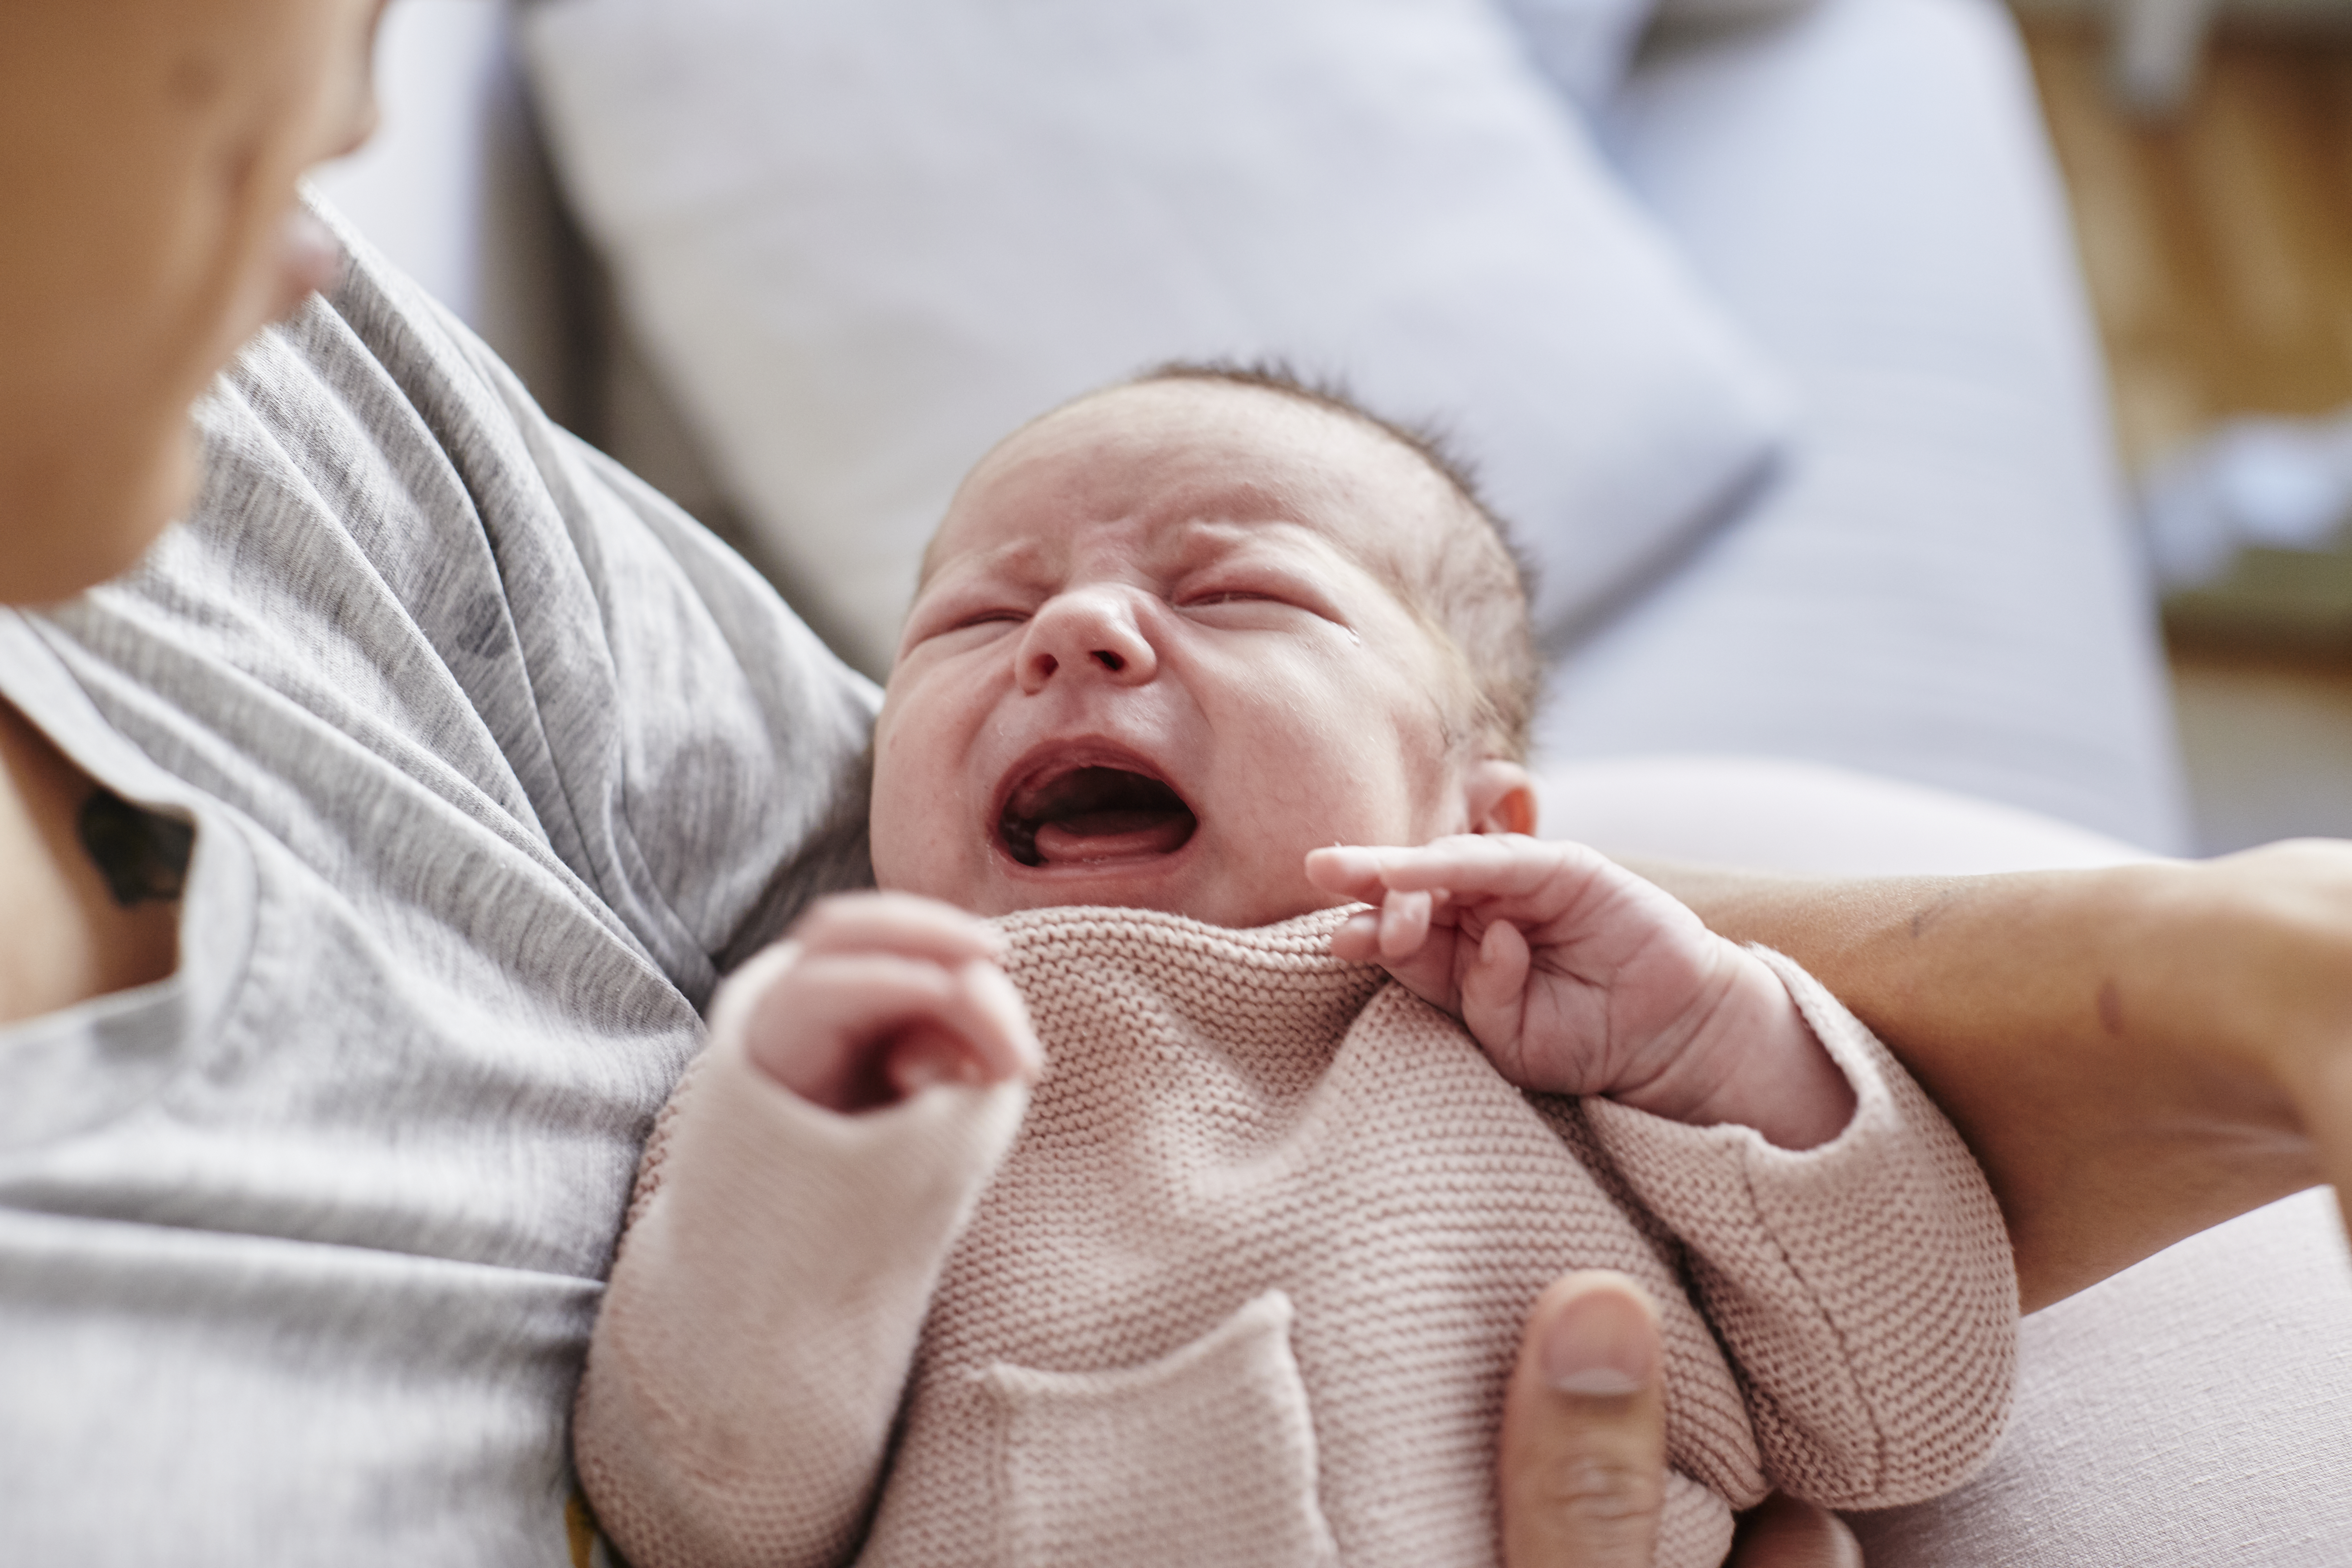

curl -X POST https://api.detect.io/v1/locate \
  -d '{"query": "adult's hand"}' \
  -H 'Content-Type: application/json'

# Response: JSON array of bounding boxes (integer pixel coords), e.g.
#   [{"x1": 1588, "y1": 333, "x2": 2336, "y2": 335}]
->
[
  {"x1": 1498, "y1": 1271, "x2": 1860, "y2": 1568},
  {"x1": 1646, "y1": 839, "x2": 2352, "y2": 1310}
]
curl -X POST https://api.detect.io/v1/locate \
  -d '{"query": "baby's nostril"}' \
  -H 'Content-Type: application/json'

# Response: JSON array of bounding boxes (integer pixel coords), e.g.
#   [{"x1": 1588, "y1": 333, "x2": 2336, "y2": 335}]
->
[{"x1": 1092, "y1": 649, "x2": 1125, "y2": 673}]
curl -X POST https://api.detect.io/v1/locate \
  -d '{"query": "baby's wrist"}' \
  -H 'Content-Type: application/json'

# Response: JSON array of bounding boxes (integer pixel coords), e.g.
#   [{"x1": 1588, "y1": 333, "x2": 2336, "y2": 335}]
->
[{"x1": 1620, "y1": 950, "x2": 1856, "y2": 1151}]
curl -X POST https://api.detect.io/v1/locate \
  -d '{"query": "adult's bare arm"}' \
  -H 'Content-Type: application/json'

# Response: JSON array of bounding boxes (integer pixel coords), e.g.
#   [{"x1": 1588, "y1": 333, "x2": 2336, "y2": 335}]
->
[{"x1": 1639, "y1": 841, "x2": 2351, "y2": 1311}]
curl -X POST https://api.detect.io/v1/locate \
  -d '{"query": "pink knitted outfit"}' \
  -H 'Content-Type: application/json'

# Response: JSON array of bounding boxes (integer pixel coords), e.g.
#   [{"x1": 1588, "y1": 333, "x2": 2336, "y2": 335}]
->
[{"x1": 576, "y1": 906, "x2": 2015, "y2": 1568}]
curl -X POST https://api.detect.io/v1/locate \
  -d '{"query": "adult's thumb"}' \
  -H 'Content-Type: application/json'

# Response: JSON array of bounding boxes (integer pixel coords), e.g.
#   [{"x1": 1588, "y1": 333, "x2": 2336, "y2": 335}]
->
[
  {"x1": 1732, "y1": 1494, "x2": 1864, "y2": 1568},
  {"x1": 1498, "y1": 1271, "x2": 1666, "y2": 1568}
]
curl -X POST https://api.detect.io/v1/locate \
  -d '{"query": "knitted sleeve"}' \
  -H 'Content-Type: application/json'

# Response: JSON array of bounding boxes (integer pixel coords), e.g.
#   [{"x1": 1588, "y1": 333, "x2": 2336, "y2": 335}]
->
[
  {"x1": 1579, "y1": 946, "x2": 2017, "y2": 1511},
  {"x1": 572, "y1": 1012, "x2": 1028, "y2": 1568}
]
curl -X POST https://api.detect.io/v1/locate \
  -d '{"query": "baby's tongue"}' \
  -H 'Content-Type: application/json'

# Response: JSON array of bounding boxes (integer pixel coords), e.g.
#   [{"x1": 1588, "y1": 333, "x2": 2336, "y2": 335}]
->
[{"x1": 1033, "y1": 809, "x2": 1194, "y2": 864}]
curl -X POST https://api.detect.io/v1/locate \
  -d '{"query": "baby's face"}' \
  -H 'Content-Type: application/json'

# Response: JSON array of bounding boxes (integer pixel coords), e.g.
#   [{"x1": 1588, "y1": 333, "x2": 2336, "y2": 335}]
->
[{"x1": 871, "y1": 381, "x2": 1490, "y2": 928}]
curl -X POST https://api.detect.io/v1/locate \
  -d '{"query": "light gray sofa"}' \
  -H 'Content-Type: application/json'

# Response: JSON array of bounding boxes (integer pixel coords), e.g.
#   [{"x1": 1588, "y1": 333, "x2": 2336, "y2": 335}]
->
[{"x1": 313, "y1": 0, "x2": 2351, "y2": 1559}]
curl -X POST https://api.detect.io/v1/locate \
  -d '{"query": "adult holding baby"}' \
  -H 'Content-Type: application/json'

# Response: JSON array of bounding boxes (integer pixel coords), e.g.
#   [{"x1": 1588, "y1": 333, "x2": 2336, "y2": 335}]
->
[
  {"x1": 0, "y1": 3, "x2": 1792, "y2": 1562},
  {"x1": 1, "y1": 4, "x2": 2349, "y2": 1568}
]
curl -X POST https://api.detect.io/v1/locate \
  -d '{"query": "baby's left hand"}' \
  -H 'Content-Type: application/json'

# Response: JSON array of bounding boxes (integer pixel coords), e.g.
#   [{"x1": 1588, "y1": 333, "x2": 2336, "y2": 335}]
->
[{"x1": 1306, "y1": 835, "x2": 1854, "y2": 1150}]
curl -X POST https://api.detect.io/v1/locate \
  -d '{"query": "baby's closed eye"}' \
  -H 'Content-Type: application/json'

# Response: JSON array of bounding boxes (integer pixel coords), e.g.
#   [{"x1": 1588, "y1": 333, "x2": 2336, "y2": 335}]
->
[
  {"x1": 1174, "y1": 574, "x2": 1347, "y2": 629},
  {"x1": 903, "y1": 599, "x2": 1031, "y2": 649}
]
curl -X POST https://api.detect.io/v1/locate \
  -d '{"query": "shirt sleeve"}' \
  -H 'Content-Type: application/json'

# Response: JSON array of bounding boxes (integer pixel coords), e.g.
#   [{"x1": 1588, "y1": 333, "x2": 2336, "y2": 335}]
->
[
  {"x1": 574, "y1": 972, "x2": 1027, "y2": 1568},
  {"x1": 1578, "y1": 946, "x2": 2018, "y2": 1511},
  {"x1": 236, "y1": 192, "x2": 880, "y2": 1006}
]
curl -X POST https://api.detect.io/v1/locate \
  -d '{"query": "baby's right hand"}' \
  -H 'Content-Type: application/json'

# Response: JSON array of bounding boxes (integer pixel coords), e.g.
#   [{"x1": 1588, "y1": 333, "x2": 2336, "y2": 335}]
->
[{"x1": 713, "y1": 892, "x2": 1043, "y2": 1114}]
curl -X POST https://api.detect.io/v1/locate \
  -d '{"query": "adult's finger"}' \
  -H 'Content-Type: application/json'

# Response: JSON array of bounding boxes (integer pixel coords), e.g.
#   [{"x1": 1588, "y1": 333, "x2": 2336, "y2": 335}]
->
[
  {"x1": 1498, "y1": 1271, "x2": 1665, "y2": 1568},
  {"x1": 1730, "y1": 1494, "x2": 1863, "y2": 1568}
]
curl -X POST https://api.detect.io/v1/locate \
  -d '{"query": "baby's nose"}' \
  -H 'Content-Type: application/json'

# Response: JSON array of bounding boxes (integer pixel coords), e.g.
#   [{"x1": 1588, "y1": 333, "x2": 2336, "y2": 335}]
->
[{"x1": 1018, "y1": 590, "x2": 1156, "y2": 693}]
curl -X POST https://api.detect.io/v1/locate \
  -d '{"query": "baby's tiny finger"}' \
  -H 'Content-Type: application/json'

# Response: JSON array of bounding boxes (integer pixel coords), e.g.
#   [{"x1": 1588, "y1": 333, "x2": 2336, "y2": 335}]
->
[
  {"x1": 794, "y1": 890, "x2": 1004, "y2": 965},
  {"x1": 1463, "y1": 919, "x2": 1536, "y2": 1075},
  {"x1": 1304, "y1": 844, "x2": 1392, "y2": 902},
  {"x1": 886, "y1": 1024, "x2": 987, "y2": 1096},
  {"x1": 1368, "y1": 834, "x2": 1573, "y2": 897},
  {"x1": 1328, "y1": 909, "x2": 1383, "y2": 963},
  {"x1": 1379, "y1": 887, "x2": 1434, "y2": 962},
  {"x1": 880, "y1": 964, "x2": 1042, "y2": 1102},
  {"x1": 734, "y1": 950, "x2": 966, "y2": 1107}
]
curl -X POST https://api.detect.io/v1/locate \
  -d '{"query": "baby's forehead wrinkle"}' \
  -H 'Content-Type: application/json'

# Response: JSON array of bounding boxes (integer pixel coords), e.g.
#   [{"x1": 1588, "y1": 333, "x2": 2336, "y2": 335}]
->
[
  {"x1": 920, "y1": 413, "x2": 1449, "y2": 603},
  {"x1": 1129, "y1": 512, "x2": 1405, "y2": 608},
  {"x1": 918, "y1": 531, "x2": 1056, "y2": 605},
  {"x1": 937, "y1": 503, "x2": 1373, "y2": 590}
]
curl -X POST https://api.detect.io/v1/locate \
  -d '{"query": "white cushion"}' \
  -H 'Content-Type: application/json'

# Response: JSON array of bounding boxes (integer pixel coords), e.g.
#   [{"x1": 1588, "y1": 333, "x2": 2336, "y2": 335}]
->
[
  {"x1": 1533, "y1": 754, "x2": 2149, "y2": 874},
  {"x1": 523, "y1": 0, "x2": 1791, "y2": 674},
  {"x1": 1495, "y1": 0, "x2": 1658, "y2": 111},
  {"x1": 1854, "y1": 1188, "x2": 2352, "y2": 1566},
  {"x1": 1650, "y1": 0, "x2": 1826, "y2": 29}
]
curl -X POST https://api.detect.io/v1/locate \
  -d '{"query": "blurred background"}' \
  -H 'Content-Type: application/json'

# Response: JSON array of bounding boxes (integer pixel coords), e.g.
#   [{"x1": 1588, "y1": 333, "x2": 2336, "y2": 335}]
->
[
  {"x1": 2013, "y1": 9, "x2": 2352, "y2": 851},
  {"x1": 311, "y1": 0, "x2": 2352, "y2": 860}
]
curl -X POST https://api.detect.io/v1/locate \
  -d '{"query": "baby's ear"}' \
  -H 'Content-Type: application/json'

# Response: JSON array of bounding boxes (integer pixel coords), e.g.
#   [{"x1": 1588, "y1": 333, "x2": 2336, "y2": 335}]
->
[{"x1": 1464, "y1": 760, "x2": 1538, "y2": 837}]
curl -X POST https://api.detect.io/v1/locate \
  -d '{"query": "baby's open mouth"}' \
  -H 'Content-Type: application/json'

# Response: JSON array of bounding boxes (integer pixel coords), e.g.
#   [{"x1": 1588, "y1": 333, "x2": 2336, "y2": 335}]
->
[{"x1": 999, "y1": 765, "x2": 1198, "y2": 867}]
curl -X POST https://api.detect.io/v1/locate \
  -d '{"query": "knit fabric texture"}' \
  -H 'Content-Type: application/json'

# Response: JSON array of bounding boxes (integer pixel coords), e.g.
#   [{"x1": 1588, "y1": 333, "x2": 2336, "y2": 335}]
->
[{"x1": 577, "y1": 906, "x2": 2016, "y2": 1568}]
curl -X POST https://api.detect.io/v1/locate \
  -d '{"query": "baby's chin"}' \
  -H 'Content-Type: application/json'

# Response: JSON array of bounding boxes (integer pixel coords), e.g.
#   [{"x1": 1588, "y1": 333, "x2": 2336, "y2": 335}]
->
[
  {"x1": 874, "y1": 816, "x2": 1355, "y2": 928},
  {"x1": 928, "y1": 861, "x2": 1346, "y2": 932}
]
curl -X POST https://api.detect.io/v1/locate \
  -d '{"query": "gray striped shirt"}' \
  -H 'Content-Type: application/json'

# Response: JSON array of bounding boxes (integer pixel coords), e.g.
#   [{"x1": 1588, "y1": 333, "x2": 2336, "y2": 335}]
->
[{"x1": 0, "y1": 205, "x2": 878, "y2": 1565}]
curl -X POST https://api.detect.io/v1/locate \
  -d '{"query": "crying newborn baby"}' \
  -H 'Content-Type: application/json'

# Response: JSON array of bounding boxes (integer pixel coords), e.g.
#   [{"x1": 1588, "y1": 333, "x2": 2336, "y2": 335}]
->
[{"x1": 571, "y1": 365, "x2": 2016, "y2": 1568}]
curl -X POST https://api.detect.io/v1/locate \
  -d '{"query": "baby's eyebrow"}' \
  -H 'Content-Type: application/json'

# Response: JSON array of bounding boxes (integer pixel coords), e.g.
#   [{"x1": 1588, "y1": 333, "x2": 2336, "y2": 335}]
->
[
  {"x1": 914, "y1": 506, "x2": 1375, "y2": 602},
  {"x1": 916, "y1": 534, "x2": 1050, "y2": 595},
  {"x1": 1182, "y1": 512, "x2": 1391, "y2": 575},
  {"x1": 1162, "y1": 510, "x2": 1331, "y2": 555}
]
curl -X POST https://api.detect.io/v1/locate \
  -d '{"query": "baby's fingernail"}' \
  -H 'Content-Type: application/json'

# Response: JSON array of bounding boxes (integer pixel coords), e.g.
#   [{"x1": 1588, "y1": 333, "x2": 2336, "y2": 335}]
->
[
  {"x1": 1541, "y1": 1278, "x2": 1658, "y2": 1397},
  {"x1": 1378, "y1": 892, "x2": 1422, "y2": 951},
  {"x1": 890, "y1": 1037, "x2": 980, "y2": 1096},
  {"x1": 1328, "y1": 912, "x2": 1380, "y2": 961},
  {"x1": 893, "y1": 1051, "x2": 954, "y2": 1093}
]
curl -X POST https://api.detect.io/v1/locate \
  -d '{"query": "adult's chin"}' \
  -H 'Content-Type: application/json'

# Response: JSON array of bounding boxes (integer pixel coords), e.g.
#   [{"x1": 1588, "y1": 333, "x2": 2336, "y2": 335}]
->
[{"x1": 0, "y1": 421, "x2": 192, "y2": 606}]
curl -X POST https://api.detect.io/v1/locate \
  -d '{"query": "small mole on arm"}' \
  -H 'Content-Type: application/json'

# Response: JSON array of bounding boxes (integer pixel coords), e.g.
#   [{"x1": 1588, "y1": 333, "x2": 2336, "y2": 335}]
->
[
  {"x1": 1907, "y1": 886, "x2": 1963, "y2": 941},
  {"x1": 2097, "y1": 978, "x2": 2124, "y2": 1037}
]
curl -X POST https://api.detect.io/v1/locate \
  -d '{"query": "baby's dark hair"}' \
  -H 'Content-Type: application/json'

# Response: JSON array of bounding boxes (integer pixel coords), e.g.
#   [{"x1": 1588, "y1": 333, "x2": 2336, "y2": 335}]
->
[{"x1": 1136, "y1": 360, "x2": 1542, "y2": 762}]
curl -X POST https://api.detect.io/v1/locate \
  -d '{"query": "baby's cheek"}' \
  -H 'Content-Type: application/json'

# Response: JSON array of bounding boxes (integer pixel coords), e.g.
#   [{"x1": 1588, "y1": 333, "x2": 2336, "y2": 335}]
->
[
  {"x1": 872, "y1": 853, "x2": 997, "y2": 919},
  {"x1": 869, "y1": 811, "x2": 962, "y2": 899},
  {"x1": 1333, "y1": 724, "x2": 1461, "y2": 849},
  {"x1": 866, "y1": 782, "x2": 943, "y2": 897}
]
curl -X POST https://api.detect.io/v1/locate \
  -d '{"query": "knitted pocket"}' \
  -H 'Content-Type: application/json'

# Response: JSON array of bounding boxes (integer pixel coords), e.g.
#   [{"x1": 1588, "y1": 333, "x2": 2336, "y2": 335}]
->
[{"x1": 976, "y1": 1289, "x2": 1339, "y2": 1568}]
